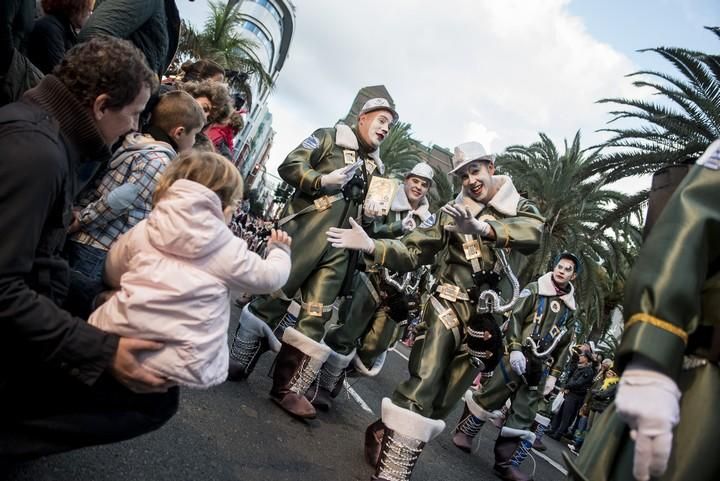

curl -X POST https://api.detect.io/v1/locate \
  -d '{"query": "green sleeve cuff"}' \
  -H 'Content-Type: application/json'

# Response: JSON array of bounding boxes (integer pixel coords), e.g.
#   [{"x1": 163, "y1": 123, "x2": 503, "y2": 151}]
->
[
  {"x1": 618, "y1": 321, "x2": 686, "y2": 378},
  {"x1": 486, "y1": 220, "x2": 511, "y2": 249},
  {"x1": 298, "y1": 169, "x2": 322, "y2": 195}
]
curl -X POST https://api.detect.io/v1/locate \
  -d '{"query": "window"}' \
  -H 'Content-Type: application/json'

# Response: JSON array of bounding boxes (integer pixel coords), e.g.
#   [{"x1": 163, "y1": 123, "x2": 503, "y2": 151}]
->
[
  {"x1": 241, "y1": 20, "x2": 274, "y2": 65},
  {"x1": 247, "y1": 0, "x2": 283, "y2": 31}
]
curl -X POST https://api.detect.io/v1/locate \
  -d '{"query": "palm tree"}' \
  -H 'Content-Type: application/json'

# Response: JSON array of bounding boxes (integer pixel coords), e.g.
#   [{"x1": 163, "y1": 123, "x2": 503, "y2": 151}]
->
[
  {"x1": 499, "y1": 132, "x2": 643, "y2": 336},
  {"x1": 174, "y1": 1, "x2": 273, "y2": 91},
  {"x1": 590, "y1": 26, "x2": 720, "y2": 215},
  {"x1": 380, "y1": 121, "x2": 423, "y2": 177}
]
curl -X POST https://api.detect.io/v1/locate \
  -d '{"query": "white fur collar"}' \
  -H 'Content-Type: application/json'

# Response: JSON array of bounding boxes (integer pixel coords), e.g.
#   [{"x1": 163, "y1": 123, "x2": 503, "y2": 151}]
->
[
  {"x1": 454, "y1": 175, "x2": 520, "y2": 217},
  {"x1": 335, "y1": 123, "x2": 384, "y2": 174},
  {"x1": 390, "y1": 185, "x2": 432, "y2": 221},
  {"x1": 537, "y1": 272, "x2": 576, "y2": 311}
]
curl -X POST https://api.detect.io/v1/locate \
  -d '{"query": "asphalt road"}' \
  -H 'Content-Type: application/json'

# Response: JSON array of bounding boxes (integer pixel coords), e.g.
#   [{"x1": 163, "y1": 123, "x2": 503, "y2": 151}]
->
[{"x1": 4, "y1": 305, "x2": 571, "y2": 481}]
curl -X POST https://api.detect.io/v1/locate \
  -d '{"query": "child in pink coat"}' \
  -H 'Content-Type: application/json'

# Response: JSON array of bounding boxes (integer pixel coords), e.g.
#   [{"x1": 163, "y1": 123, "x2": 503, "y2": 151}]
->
[{"x1": 89, "y1": 151, "x2": 292, "y2": 388}]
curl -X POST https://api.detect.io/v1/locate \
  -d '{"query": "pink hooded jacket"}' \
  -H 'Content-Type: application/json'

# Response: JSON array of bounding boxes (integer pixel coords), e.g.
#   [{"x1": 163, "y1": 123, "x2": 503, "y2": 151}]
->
[{"x1": 89, "y1": 179, "x2": 291, "y2": 388}]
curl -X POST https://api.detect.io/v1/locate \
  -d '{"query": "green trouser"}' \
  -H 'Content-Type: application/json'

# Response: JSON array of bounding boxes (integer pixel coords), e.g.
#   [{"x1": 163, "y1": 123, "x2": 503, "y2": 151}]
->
[
  {"x1": 324, "y1": 271, "x2": 402, "y2": 365},
  {"x1": 250, "y1": 243, "x2": 349, "y2": 342},
  {"x1": 471, "y1": 355, "x2": 542, "y2": 430},
  {"x1": 566, "y1": 362, "x2": 719, "y2": 481},
  {"x1": 391, "y1": 297, "x2": 483, "y2": 420}
]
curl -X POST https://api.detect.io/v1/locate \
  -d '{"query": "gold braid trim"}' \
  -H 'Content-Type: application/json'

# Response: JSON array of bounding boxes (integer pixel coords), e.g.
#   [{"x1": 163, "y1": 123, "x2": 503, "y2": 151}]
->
[
  {"x1": 378, "y1": 242, "x2": 386, "y2": 266},
  {"x1": 299, "y1": 169, "x2": 314, "y2": 192},
  {"x1": 626, "y1": 313, "x2": 688, "y2": 345},
  {"x1": 501, "y1": 223, "x2": 511, "y2": 248}
]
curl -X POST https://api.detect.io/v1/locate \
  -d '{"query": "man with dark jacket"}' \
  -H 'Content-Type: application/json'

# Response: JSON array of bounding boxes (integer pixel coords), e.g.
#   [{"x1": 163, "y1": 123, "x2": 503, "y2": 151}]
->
[
  {"x1": 547, "y1": 353, "x2": 594, "y2": 440},
  {"x1": 0, "y1": 36, "x2": 177, "y2": 461},
  {"x1": 79, "y1": 0, "x2": 181, "y2": 77}
]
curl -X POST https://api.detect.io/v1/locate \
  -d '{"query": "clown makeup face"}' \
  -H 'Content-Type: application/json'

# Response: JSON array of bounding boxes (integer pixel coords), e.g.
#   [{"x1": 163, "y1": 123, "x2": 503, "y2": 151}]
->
[
  {"x1": 404, "y1": 175, "x2": 430, "y2": 208},
  {"x1": 552, "y1": 258, "x2": 577, "y2": 287},
  {"x1": 357, "y1": 110, "x2": 393, "y2": 149},
  {"x1": 459, "y1": 160, "x2": 496, "y2": 204}
]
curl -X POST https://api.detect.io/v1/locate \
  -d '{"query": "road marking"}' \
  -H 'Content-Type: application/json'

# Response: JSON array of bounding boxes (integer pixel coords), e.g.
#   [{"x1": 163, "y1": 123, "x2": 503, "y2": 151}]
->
[
  {"x1": 532, "y1": 449, "x2": 568, "y2": 475},
  {"x1": 344, "y1": 380, "x2": 375, "y2": 415},
  {"x1": 389, "y1": 347, "x2": 409, "y2": 361}
]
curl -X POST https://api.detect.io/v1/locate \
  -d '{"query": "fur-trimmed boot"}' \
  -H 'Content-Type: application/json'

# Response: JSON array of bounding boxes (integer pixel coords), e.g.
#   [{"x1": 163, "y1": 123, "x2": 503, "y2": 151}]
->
[
  {"x1": 269, "y1": 327, "x2": 331, "y2": 419},
  {"x1": 371, "y1": 398, "x2": 445, "y2": 481},
  {"x1": 348, "y1": 351, "x2": 387, "y2": 378},
  {"x1": 493, "y1": 426, "x2": 535, "y2": 481},
  {"x1": 452, "y1": 390, "x2": 494, "y2": 453},
  {"x1": 309, "y1": 348, "x2": 355, "y2": 412},
  {"x1": 227, "y1": 304, "x2": 281, "y2": 381}
]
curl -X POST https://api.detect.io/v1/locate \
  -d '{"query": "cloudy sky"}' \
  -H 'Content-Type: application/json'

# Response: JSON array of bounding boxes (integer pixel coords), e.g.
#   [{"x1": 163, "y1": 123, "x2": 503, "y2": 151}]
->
[{"x1": 179, "y1": 0, "x2": 718, "y2": 185}]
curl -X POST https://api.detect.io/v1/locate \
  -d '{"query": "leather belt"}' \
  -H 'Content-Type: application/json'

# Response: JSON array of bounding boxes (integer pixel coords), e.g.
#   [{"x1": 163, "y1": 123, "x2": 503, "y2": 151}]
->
[{"x1": 277, "y1": 193, "x2": 344, "y2": 227}]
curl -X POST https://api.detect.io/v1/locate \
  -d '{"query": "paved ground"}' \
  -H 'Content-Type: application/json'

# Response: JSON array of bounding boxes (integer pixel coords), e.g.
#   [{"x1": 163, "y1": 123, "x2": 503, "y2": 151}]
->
[{"x1": 4, "y1": 305, "x2": 573, "y2": 481}]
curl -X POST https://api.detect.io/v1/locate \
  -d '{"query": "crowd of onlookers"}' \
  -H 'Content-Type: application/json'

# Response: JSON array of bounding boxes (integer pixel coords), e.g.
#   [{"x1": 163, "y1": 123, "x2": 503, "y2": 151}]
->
[
  {"x1": 2, "y1": 0, "x2": 245, "y2": 162},
  {"x1": 1, "y1": 0, "x2": 291, "y2": 463}
]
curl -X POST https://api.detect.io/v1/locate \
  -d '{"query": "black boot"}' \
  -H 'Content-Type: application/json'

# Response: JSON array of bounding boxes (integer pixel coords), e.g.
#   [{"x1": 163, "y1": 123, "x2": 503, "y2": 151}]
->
[
  {"x1": 308, "y1": 349, "x2": 355, "y2": 412},
  {"x1": 227, "y1": 304, "x2": 279, "y2": 381}
]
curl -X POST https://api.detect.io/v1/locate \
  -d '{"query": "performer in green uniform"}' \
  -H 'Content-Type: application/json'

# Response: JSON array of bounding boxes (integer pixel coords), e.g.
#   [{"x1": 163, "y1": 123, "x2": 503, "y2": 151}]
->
[
  {"x1": 565, "y1": 139, "x2": 720, "y2": 481},
  {"x1": 227, "y1": 98, "x2": 398, "y2": 420},
  {"x1": 313, "y1": 163, "x2": 436, "y2": 411},
  {"x1": 327, "y1": 141, "x2": 544, "y2": 481},
  {"x1": 452, "y1": 253, "x2": 579, "y2": 481}
]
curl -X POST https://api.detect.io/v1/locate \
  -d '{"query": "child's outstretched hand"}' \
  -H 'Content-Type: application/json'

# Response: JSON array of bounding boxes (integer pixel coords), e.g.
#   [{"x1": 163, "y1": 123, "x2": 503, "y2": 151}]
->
[{"x1": 267, "y1": 228, "x2": 292, "y2": 253}]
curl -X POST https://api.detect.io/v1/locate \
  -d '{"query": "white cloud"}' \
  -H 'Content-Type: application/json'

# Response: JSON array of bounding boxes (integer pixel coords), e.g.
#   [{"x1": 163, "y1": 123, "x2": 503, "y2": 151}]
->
[{"x1": 180, "y1": 0, "x2": 644, "y2": 175}]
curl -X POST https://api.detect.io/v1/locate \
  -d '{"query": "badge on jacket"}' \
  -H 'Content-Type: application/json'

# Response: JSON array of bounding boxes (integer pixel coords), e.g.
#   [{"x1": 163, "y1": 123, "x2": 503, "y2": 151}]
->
[{"x1": 302, "y1": 135, "x2": 320, "y2": 150}]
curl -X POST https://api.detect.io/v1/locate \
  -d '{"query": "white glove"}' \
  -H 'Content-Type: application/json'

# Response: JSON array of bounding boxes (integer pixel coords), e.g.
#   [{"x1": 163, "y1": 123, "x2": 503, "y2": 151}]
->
[
  {"x1": 615, "y1": 368, "x2": 681, "y2": 481},
  {"x1": 364, "y1": 199, "x2": 383, "y2": 219},
  {"x1": 509, "y1": 350, "x2": 526, "y2": 375},
  {"x1": 320, "y1": 163, "x2": 358, "y2": 189},
  {"x1": 543, "y1": 375, "x2": 557, "y2": 396},
  {"x1": 441, "y1": 203, "x2": 491, "y2": 236},
  {"x1": 401, "y1": 212, "x2": 417, "y2": 233},
  {"x1": 327, "y1": 217, "x2": 375, "y2": 254}
]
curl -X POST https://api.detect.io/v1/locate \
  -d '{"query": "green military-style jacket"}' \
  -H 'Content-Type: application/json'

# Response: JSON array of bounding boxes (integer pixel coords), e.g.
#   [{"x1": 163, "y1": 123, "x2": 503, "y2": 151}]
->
[
  {"x1": 367, "y1": 175, "x2": 544, "y2": 324},
  {"x1": 276, "y1": 123, "x2": 385, "y2": 296},
  {"x1": 508, "y1": 272, "x2": 577, "y2": 377},
  {"x1": 620, "y1": 158, "x2": 720, "y2": 378}
]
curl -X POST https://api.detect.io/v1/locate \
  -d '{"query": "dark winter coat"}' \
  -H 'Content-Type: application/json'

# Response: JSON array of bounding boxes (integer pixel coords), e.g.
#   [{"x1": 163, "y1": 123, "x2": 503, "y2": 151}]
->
[
  {"x1": 0, "y1": 75, "x2": 116, "y2": 390},
  {"x1": 589, "y1": 382, "x2": 618, "y2": 413},
  {"x1": 27, "y1": 13, "x2": 78, "y2": 74},
  {"x1": 565, "y1": 364, "x2": 595, "y2": 397},
  {"x1": 78, "y1": 0, "x2": 180, "y2": 76},
  {"x1": 0, "y1": 0, "x2": 43, "y2": 105}
]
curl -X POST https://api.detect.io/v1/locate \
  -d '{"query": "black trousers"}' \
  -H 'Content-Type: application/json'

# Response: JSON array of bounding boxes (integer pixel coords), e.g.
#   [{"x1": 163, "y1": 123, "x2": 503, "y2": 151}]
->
[
  {"x1": 0, "y1": 372, "x2": 179, "y2": 461},
  {"x1": 549, "y1": 392, "x2": 584, "y2": 438}
]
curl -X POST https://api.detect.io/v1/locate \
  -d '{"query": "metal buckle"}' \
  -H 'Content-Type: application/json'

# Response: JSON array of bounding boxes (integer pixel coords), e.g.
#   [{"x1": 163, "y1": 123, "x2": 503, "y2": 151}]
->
[
  {"x1": 462, "y1": 240, "x2": 482, "y2": 260},
  {"x1": 306, "y1": 302, "x2": 324, "y2": 317},
  {"x1": 438, "y1": 284, "x2": 461, "y2": 302},
  {"x1": 550, "y1": 325, "x2": 560, "y2": 338},
  {"x1": 314, "y1": 196, "x2": 332, "y2": 211},
  {"x1": 506, "y1": 381, "x2": 518, "y2": 392}
]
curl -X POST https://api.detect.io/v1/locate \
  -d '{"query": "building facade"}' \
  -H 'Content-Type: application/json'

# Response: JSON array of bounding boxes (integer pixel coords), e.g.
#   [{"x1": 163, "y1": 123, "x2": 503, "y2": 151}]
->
[{"x1": 233, "y1": 0, "x2": 296, "y2": 174}]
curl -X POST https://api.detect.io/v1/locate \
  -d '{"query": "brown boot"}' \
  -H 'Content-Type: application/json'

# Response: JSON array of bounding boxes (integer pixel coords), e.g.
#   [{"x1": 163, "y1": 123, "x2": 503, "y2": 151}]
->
[
  {"x1": 364, "y1": 419, "x2": 385, "y2": 467},
  {"x1": 452, "y1": 390, "x2": 490, "y2": 453},
  {"x1": 269, "y1": 328, "x2": 330, "y2": 419},
  {"x1": 371, "y1": 399, "x2": 445, "y2": 481},
  {"x1": 308, "y1": 349, "x2": 355, "y2": 412},
  {"x1": 493, "y1": 435, "x2": 533, "y2": 481}
]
